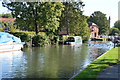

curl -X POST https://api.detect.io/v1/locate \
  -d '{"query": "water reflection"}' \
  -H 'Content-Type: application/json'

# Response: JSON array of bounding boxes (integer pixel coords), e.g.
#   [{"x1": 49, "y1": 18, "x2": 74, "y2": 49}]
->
[{"x1": 0, "y1": 42, "x2": 114, "y2": 79}]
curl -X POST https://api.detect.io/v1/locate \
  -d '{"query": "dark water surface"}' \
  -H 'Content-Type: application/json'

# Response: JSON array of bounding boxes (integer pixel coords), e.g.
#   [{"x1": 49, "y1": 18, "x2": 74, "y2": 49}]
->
[{"x1": 0, "y1": 41, "x2": 114, "y2": 79}]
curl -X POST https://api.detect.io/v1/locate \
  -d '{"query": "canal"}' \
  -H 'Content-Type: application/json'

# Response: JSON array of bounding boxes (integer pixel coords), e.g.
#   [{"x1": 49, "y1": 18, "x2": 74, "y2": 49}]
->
[{"x1": 0, "y1": 41, "x2": 114, "y2": 79}]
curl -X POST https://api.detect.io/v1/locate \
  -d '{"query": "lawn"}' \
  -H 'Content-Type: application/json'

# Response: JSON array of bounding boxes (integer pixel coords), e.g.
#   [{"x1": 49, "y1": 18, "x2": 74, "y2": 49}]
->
[{"x1": 73, "y1": 47, "x2": 119, "y2": 80}]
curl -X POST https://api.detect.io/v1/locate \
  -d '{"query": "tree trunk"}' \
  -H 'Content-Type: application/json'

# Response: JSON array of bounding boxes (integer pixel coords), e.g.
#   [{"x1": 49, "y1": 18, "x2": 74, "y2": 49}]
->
[
  {"x1": 35, "y1": 19, "x2": 39, "y2": 35},
  {"x1": 34, "y1": 6, "x2": 39, "y2": 35}
]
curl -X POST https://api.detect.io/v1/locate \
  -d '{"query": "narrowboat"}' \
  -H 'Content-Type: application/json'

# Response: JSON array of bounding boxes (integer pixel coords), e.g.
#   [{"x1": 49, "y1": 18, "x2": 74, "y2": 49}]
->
[{"x1": 65, "y1": 36, "x2": 82, "y2": 45}]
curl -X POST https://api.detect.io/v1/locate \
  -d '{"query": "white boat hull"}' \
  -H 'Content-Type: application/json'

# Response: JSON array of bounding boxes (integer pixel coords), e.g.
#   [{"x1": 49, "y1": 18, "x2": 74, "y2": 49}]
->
[
  {"x1": 65, "y1": 36, "x2": 82, "y2": 45},
  {"x1": 0, "y1": 43, "x2": 23, "y2": 52},
  {"x1": 66, "y1": 42, "x2": 82, "y2": 45}
]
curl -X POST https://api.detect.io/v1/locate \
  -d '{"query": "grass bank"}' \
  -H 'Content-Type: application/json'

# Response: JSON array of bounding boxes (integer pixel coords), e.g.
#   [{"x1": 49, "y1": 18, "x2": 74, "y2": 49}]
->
[{"x1": 73, "y1": 47, "x2": 119, "y2": 80}]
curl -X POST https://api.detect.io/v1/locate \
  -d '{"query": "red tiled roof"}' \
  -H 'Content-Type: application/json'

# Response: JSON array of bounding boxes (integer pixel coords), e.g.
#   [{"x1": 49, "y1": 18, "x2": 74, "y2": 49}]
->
[{"x1": 0, "y1": 18, "x2": 15, "y2": 22}]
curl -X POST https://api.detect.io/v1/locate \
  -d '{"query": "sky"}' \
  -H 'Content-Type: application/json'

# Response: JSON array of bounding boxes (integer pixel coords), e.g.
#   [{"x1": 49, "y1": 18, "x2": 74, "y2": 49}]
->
[
  {"x1": 82, "y1": 0, "x2": 119, "y2": 27},
  {"x1": 0, "y1": 0, "x2": 120, "y2": 27}
]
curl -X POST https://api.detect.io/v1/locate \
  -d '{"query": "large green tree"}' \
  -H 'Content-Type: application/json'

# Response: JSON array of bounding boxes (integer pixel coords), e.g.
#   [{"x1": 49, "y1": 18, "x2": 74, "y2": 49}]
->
[
  {"x1": 60, "y1": 2, "x2": 84, "y2": 34},
  {"x1": 60, "y1": 2, "x2": 90, "y2": 40},
  {"x1": 114, "y1": 20, "x2": 120, "y2": 30},
  {"x1": 2, "y1": 2, "x2": 64, "y2": 35},
  {"x1": 88, "y1": 11, "x2": 110, "y2": 35}
]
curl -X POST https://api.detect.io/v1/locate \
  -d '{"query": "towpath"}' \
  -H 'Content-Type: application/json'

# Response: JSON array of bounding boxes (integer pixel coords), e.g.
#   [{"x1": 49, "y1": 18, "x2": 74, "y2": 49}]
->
[{"x1": 97, "y1": 62, "x2": 120, "y2": 80}]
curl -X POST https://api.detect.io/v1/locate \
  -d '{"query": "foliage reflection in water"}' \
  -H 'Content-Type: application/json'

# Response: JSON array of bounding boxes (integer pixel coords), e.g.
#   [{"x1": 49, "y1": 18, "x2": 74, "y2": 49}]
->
[{"x1": 0, "y1": 42, "x2": 114, "y2": 78}]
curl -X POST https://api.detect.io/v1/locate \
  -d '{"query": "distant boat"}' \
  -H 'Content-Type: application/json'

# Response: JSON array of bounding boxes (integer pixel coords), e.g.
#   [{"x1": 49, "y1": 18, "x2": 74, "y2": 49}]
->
[
  {"x1": 0, "y1": 32, "x2": 23, "y2": 52},
  {"x1": 64, "y1": 36, "x2": 82, "y2": 45}
]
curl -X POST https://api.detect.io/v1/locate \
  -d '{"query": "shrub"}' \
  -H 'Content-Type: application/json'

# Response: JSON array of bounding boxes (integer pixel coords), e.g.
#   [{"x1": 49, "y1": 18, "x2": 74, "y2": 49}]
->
[
  {"x1": 82, "y1": 35, "x2": 90, "y2": 42},
  {"x1": 116, "y1": 43, "x2": 120, "y2": 47},
  {"x1": 32, "y1": 34, "x2": 50, "y2": 47},
  {"x1": 9, "y1": 31, "x2": 35, "y2": 42}
]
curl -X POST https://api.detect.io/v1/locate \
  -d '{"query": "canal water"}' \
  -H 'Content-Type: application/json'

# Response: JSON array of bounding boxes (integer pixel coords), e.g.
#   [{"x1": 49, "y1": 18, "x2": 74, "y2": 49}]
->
[{"x1": 0, "y1": 41, "x2": 114, "y2": 79}]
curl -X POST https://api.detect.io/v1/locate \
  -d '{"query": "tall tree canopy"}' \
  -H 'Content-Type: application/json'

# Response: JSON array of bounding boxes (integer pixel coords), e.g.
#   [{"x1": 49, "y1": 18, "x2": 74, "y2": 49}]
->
[
  {"x1": 60, "y1": 2, "x2": 90, "y2": 40},
  {"x1": 114, "y1": 20, "x2": 120, "y2": 30},
  {"x1": 88, "y1": 11, "x2": 110, "y2": 35},
  {"x1": 2, "y1": 1, "x2": 90, "y2": 41},
  {"x1": 2, "y1": 2, "x2": 64, "y2": 34}
]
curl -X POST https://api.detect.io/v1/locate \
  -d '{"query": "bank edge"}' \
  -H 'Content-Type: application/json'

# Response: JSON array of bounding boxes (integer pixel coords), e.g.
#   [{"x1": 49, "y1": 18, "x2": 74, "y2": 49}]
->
[{"x1": 72, "y1": 47, "x2": 119, "y2": 80}]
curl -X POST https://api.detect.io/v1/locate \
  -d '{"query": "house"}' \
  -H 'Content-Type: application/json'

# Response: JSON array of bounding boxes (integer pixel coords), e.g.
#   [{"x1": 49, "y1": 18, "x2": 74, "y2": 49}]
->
[{"x1": 88, "y1": 22, "x2": 99, "y2": 38}]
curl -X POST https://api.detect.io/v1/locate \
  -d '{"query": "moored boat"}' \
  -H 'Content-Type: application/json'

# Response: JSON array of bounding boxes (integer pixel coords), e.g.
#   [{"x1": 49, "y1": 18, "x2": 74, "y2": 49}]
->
[
  {"x1": 0, "y1": 32, "x2": 23, "y2": 52},
  {"x1": 64, "y1": 36, "x2": 82, "y2": 45}
]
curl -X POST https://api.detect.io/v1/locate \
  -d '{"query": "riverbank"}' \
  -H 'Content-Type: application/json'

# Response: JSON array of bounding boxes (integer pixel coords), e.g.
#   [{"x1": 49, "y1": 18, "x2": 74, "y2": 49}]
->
[{"x1": 72, "y1": 47, "x2": 119, "y2": 80}]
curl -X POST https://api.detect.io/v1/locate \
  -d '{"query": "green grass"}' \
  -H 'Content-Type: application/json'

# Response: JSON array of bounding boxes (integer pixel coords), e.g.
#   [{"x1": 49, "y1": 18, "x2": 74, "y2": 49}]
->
[{"x1": 73, "y1": 47, "x2": 119, "y2": 80}]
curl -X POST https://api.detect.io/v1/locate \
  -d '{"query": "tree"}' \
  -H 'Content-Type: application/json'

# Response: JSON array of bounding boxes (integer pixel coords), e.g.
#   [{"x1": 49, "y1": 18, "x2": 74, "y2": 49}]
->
[
  {"x1": 60, "y1": 2, "x2": 84, "y2": 34},
  {"x1": 78, "y1": 16, "x2": 90, "y2": 41},
  {"x1": 2, "y1": 2, "x2": 64, "y2": 35},
  {"x1": 60, "y1": 2, "x2": 90, "y2": 41},
  {"x1": 88, "y1": 11, "x2": 110, "y2": 35},
  {"x1": 109, "y1": 27, "x2": 120, "y2": 36},
  {"x1": 114, "y1": 20, "x2": 120, "y2": 30}
]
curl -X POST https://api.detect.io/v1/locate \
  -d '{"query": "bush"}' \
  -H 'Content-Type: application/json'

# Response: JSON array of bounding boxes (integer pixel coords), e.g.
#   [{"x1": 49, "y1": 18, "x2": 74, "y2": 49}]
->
[
  {"x1": 9, "y1": 31, "x2": 52, "y2": 47},
  {"x1": 9, "y1": 31, "x2": 35, "y2": 42},
  {"x1": 0, "y1": 22, "x2": 17, "y2": 32},
  {"x1": 32, "y1": 34, "x2": 50, "y2": 47},
  {"x1": 116, "y1": 43, "x2": 120, "y2": 47},
  {"x1": 82, "y1": 35, "x2": 90, "y2": 42}
]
